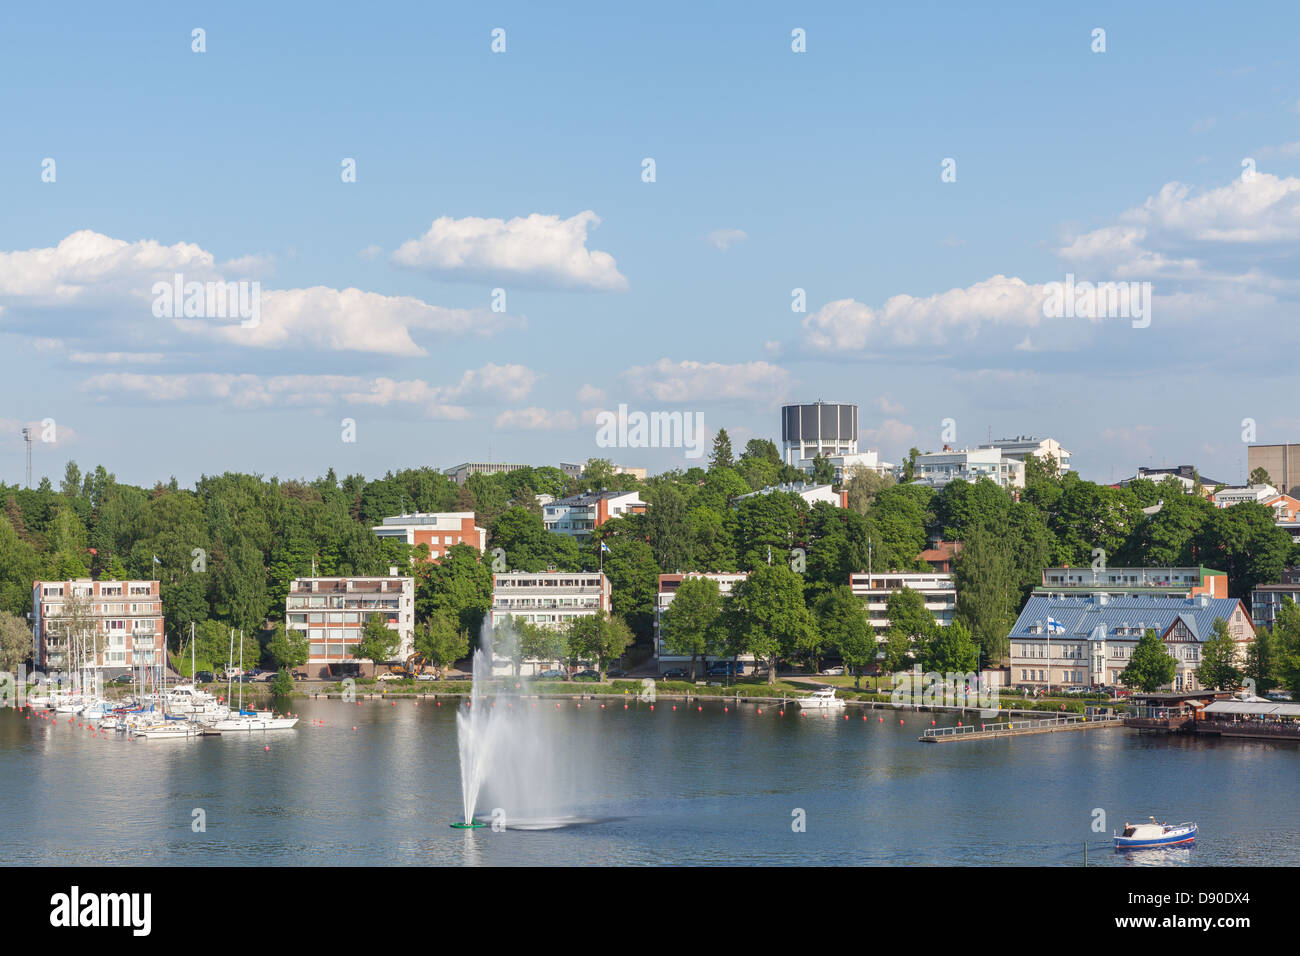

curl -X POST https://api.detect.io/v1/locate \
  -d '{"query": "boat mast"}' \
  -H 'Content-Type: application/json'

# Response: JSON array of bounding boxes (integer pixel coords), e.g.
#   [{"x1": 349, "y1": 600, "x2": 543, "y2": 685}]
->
[{"x1": 227, "y1": 628, "x2": 235, "y2": 711}]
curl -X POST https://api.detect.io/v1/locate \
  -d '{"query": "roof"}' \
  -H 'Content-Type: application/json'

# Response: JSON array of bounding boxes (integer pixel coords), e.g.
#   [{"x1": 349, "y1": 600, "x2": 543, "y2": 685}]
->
[
  {"x1": 1009, "y1": 594, "x2": 1245, "y2": 643},
  {"x1": 548, "y1": 489, "x2": 643, "y2": 506},
  {"x1": 1203, "y1": 700, "x2": 1300, "y2": 718},
  {"x1": 918, "y1": 541, "x2": 962, "y2": 562}
]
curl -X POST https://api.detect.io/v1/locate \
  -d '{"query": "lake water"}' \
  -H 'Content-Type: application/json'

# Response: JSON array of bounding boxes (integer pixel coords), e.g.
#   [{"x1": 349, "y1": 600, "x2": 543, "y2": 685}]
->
[{"x1": 2, "y1": 696, "x2": 1295, "y2": 866}]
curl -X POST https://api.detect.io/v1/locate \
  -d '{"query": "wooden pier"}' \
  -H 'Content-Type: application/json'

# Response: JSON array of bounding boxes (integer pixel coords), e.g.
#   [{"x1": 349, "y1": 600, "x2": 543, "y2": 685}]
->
[{"x1": 919, "y1": 714, "x2": 1124, "y2": 743}]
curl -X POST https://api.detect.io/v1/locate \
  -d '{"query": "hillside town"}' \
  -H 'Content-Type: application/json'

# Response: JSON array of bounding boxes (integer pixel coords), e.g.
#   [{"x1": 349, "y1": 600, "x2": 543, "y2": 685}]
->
[{"x1": 6, "y1": 400, "x2": 1300, "y2": 710}]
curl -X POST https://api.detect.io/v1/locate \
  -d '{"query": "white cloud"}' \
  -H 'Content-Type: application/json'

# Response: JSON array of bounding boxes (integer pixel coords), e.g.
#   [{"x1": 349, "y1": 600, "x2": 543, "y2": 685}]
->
[
  {"x1": 175, "y1": 286, "x2": 518, "y2": 357},
  {"x1": 0, "y1": 230, "x2": 523, "y2": 357},
  {"x1": 357, "y1": 245, "x2": 383, "y2": 260},
  {"x1": 705, "y1": 228, "x2": 748, "y2": 251},
  {"x1": 69, "y1": 351, "x2": 167, "y2": 364},
  {"x1": 391, "y1": 211, "x2": 628, "y2": 291},
  {"x1": 577, "y1": 383, "x2": 605, "y2": 404},
  {"x1": 494, "y1": 408, "x2": 579, "y2": 430},
  {"x1": 0, "y1": 418, "x2": 77, "y2": 446},
  {"x1": 801, "y1": 276, "x2": 1048, "y2": 352},
  {"x1": 624, "y1": 358, "x2": 792, "y2": 405},
  {"x1": 859, "y1": 419, "x2": 917, "y2": 452}
]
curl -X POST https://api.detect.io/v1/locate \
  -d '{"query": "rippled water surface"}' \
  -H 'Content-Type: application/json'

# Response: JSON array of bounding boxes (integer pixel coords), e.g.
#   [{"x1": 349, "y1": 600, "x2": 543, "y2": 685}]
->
[{"x1": 1, "y1": 698, "x2": 1295, "y2": 866}]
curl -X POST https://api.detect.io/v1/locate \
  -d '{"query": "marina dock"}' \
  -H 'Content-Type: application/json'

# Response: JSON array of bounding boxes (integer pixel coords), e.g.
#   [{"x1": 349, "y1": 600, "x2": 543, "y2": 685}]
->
[{"x1": 919, "y1": 714, "x2": 1124, "y2": 743}]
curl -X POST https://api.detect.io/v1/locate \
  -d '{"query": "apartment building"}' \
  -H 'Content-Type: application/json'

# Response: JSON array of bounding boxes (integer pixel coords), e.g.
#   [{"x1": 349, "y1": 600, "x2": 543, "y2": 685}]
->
[
  {"x1": 978, "y1": 436, "x2": 1072, "y2": 475},
  {"x1": 1248, "y1": 443, "x2": 1300, "y2": 498},
  {"x1": 1035, "y1": 566, "x2": 1227, "y2": 600},
  {"x1": 285, "y1": 573, "x2": 415, "y2": 678},
  {"x1": 543, "y1": 490, "x2": 645, "y2": 539},
  {"x1": 490, "y1": 571, "x2": 610, "y2": 632},
  {"x1": 910, "y1": 447, "x2": 1025, "y2": 489},
  {"x1": 654, "y1": 572, "x2": 753, "y2": 674},
  {"x1": 372, "y1": 512, "x2": 486, "y2": 559},
  {"x1": 1213, "y1": 484, "x2": 1278, "y2": 508},
  {"x1": 1116, "y1": 465, "x2": 1224, "y2": 496},
  {"x1": 1250, "y1": 568, "x2": 1300, "y2": 631},
  {"x1": 31, "y1": 579, "x2": 164, "y2": 673},
  {"x1": 443, "y1": 462, "x2": 532, "y2": 485},
  {"x1": 1007, "y1": 593, "x2": 1254, "y2": 692},
  {"x1": 848, "y1": 572, "x2": 957, "y2": 638}
]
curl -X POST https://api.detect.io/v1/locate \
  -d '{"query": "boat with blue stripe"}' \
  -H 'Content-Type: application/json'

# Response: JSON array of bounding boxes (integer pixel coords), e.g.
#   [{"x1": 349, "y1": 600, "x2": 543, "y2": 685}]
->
[{"x1": 1114, "y1": 817, "x2": 1197, "y2": 850}]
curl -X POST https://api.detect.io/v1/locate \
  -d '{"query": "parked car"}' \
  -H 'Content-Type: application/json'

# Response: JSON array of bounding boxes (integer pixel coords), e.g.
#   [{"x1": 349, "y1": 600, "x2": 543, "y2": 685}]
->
[
  {"x1": 375, "y1": 673, "x2": 401, "y2": 682},
  {"x1": 537, "y1": 668, "x2": 565, "y2": 679},
  {"x1": 291, "y1": 670, "x2": 307, "y2": 680},
  {"x1": 194, "y1": 670, "x2": 215, "y2": 683},
  {"x1": 571, "y1": 670, "x2": 601, "y2": 682},
  {"x1": 820, "y1": 666, "x2": 845, "y2": 676},
  {"x1": 606, "y1": 667, "x2": 627, "y2": 678},
  {"x1": 113, "y1": 673, "x2": 135, "y2": 685},
  {"x1": 662, "y1": 668, "x2": 688, "y2": 680},
  {"x1": 416, "y1": 672, "x2": 439, "y2": 682}
]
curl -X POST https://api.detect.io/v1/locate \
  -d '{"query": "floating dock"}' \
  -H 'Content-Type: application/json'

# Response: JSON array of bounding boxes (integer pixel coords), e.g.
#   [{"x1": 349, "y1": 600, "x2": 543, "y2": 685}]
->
[{"x1": 919, "y1": 714, "x2": 1124, "y2": 743}]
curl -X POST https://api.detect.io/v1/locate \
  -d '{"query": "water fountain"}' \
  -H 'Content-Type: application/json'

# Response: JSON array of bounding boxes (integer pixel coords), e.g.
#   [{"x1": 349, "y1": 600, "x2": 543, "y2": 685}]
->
[{"x1": 453, "y1": 620, "x2": 575, "y2": 829}]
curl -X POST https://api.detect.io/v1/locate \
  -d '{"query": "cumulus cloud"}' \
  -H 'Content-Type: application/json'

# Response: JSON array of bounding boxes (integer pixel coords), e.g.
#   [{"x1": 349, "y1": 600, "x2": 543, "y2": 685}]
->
[
  {"x1": 0, "y1": 230, "x2": 523, "y2": 358},
  {"x1": 801, "y1": 276, "x2": 1049, "y2": 352},
  {"x1": 705, "y1": 228, "x2": 748, "y2": 251},
  {"x1": 494, "y1": 407, "x2": 579, "y2": 430},
  {"x1": 391, "y1": 211, "x2": 628, "y2": 291},
  {"x1": 624, "y1": 358, "x2": 792, "y2": 405},
  {"x1": 577, "y1": 383, "x2": 605, "y2": 404}
]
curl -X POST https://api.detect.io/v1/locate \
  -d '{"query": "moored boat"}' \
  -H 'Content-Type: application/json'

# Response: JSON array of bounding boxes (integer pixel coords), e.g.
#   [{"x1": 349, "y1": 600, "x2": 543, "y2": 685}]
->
[
  {"x1": 1114, "y1": 817, "x2": 1197, "y2": 850},
  {"x1": 799, "y1": 687, "x2": 846, "y2": 710}
]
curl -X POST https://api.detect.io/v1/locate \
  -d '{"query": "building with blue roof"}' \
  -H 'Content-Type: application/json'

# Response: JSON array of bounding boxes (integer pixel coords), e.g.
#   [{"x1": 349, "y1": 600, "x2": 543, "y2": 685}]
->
[{"x1": 1007, "y1": 592, "x2": 1254, "y2": 693}]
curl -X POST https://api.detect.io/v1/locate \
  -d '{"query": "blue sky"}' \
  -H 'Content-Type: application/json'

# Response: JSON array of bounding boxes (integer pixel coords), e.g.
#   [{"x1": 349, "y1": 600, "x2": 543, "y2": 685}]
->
[{"x1": 2, "y1": 1, "x2": 1299, "y2": 488}]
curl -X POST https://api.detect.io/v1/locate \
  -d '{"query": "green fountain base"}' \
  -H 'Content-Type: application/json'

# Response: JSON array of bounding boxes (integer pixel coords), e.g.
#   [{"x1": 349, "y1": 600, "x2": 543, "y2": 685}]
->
[{"x1": 450, "y1": 819, "x2": 487, "y2": 829}]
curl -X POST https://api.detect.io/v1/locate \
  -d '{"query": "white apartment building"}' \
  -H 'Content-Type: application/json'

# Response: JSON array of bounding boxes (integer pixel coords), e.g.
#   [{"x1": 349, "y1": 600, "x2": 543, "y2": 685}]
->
[
  {"x1": 542, "y1": 490, "x2": 645, "y2": 539},
  {"x1": 285, "y1": 573, "x2": 415, "y2": 677},
  {"x1": 734, "y1": 482, "x2": 843, "y2": 508},
  {"x1": 653, "y1": 572, "x2": 754, "y2": 674},
  {"x1": 372, "y1": 511, "x2": 486, "y2": 558},
  {"x1": 797, "y1": 450, "x2": 896, "y2": 484},
  {"x1": 910, "y1": 447, "x2": 1025, "y2": 489},
  {"x1": 443, "y1": 462, "x2": 532, "y2": 485},
  {"x1": 31, "y1": 579, "x2": 164, "y2": 673},
  {"x1": 848, "y1": 572, "x2": 957, "y2": 638},
  {"x1": 490, "y1": 571, "x2": 611, "y2": 631},
  {"x1": 1213, "y1": 484, "x2": 1278, "y2": 508},
  {"x1": 978, "y1": 436, "x2": 1071, "y2": 475}
]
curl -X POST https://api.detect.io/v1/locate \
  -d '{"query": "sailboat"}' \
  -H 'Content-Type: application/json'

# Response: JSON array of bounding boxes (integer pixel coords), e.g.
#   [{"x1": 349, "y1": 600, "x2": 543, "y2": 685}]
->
[{"x1": 208, "y1": 629, "x2": 298, "y2": 732}]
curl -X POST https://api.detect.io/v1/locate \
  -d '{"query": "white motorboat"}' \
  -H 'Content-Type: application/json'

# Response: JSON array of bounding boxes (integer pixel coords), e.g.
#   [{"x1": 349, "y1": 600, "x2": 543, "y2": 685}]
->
[
  {"x1": 1114, "y1": 818, "x2": 1197, "y2": 850},
  {"x1": 133, "y1": 720, "x2": 206, "y2": 739},
  {"x1": 209, "y1": 710, "x2": 297, "y2": 732},
  {"x1": 799, "y1": 687, "x2": 846, "y2": 709}
]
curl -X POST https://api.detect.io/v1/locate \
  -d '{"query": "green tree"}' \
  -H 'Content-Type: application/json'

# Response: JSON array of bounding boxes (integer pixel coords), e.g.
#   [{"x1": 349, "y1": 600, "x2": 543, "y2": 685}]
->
[
  {"x1": 416, "y1": 543, "x2": 493, "y2": 637},
  {"x1": 721, "y1": 564, "x2": 815, "y2": 685},
  {"x1": 661, "y1": 576, "x2": 723, "y2": 680},
  {"x1": 843, "y1": 466, "x2": 894, "y2": 514},
  {"x1": 1249, "y1": 466, "x2": 1274, "y2": 487},
  {"x1": 810, "y1": 454, "x2": 835, "y2": 485},
  {"x1": 919, "y1": 621, "x2": 979, "y2": 674},
  {"x1": 1120, "y1": 628, "x2": 1176, "y2": 692},
  {"x1": 880, "y1": 627, "x2": 912, "y2": 679},
  {"x1": 1196, "y1": 618, "x2": 1242, "y2": 691},
  {"x1": 709, "y1": 429, "x2": 734, "y2": 470},
  {"x1": 414, "y1": 610, "x2": 471, "y2": 674},
  {"x1": 647, "y1": 485, "x2": 693, "y2": 573},
  {"x1": 816, "y1": 586, "x2": 873, "y2": 688},
  {"x1": 885, "y1": 587, "x2": 935, "y2": 642},
  {"x1": 271, "y1": 668, "x2": 294, "y2": 696},
  {"x1": 566, "y1": 612, "x2": 634, "y2": 679},
  {"x1": 1243, "y1": 623, "x2": 1274, "y2": 696},
  {"x1": 1271, "y1": 598, "x2": 1300, "y2": 699},
  {"x1": 953, "y1": 526, "x2": 1017, "y2": 664},
  {"x1": 0, "y1": 610, "x2": 34, "y2": 672},
  {"x1": 265, "y1": 621, "x2": 309, "y2": 670},
  {"x1": 351, "y1": 613, "x2": 399, "y2": 672}
]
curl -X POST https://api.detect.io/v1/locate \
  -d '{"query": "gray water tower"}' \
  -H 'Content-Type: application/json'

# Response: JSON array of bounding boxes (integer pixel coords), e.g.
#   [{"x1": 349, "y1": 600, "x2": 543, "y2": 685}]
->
[{"x1": 780, "y1": 401, "x2": 858, "y2": 465}]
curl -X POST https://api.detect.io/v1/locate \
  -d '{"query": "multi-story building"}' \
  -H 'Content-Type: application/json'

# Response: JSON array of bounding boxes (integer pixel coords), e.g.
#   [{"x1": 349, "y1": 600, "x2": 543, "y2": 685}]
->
[
  {"x1": 654, "y1": 572, "x2": 753, "y2": 674},
  {"x1": 1035, "y1": 566, "x2": 1227, "y2": 600},
  {"x1": 1264, "y1": 493, "x2": 1300, "y2": 524},
  {"x1": 443, "y1": 462, "x2": 532, "y2": 485},
  {"x1": 285, "y1": 573, "x2": 415, "y2": 678},
  {"x1": 1007, "y1": 593, "x2": 1254, "y2": 692},
  {"x1": 1250, "y1": 568, "x2": 1300, "y2": 631},
  {"x1": 372, "y1": 512, "x2": 486, "y2": 559},
  {"x1": 490, "y1": 571, "x2": 610, "y2": 632},
  {"x1": 1213, "y1": 484, "x2": 1278, "y2": 508},
  {"x1": 31, "y1": 579, "x2": 164, "y2": 673},
  {"x1": 734, "y1": 482, "x2": 844, "y2": 509},
  {"x1": 910, "y1": 447, "x2": 1025, "y2": 489},
  {"x1": 543, "y1": 490, "x2": 645, "y2": 539},
  {"x1": 848, "y1": 572, "x2": 957, "y2": 638},
  {"x1": 978, "y1": 436, "x2": 1072, "y2": 475},
  {"x1": 1248, "y1": 443, "x2": 1300, "y2": 498}
]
